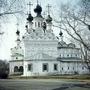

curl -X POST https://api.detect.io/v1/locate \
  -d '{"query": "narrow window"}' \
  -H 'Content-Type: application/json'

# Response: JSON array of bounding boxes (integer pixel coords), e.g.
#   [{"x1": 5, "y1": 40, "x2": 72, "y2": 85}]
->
[
  {"x1": 67, "y1": 54, "x2": 69, "y2": 57},
  {"x1": 54, "y1": 64, "x2": 58, "y2": 71},
  {"x1": 38, "y1": 22, "x2": 40, "y2": 27},
  {"x1": 35, "y1": 22, "x2": 37, "y2": 27},
  {"x1": 68, "y1": 67, "x2": 69, "y2": 70},
  {"x1": 43, "y1": 63, "x2": 48, "y2": 72},
  {"x1": 71, "y1": 54, "x2": 72, "y2": 57},
  {"x1": 82, "y1": 67, "x2": 84, "y2": 70},
  {"x1": 28, "y1": 64, "x2": 33, "y2": 71},
  {"x1": 76, "y1": 54, "x2": 77, "y2": 57},
  {"x1": 16, "y1": 57, "x2": 18, "y2": 59},
  {"x1": 62, "y1": 67, "x2": 63, "y2": 70},
  {"x1": 60, "y1": 54, "x2": 61, "y2": 57}
]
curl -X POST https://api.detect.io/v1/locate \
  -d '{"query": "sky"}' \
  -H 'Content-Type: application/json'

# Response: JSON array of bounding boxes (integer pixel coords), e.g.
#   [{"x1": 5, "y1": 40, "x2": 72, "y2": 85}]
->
[{"x1": 0, "y1": 0, "x2": 78, "y2": 60}]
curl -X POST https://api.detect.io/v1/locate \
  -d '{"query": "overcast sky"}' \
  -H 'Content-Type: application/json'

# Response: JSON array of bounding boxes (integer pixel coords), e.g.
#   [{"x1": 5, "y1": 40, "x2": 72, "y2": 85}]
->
[{"x1": 0, "y1": 0, "x2": 78, "y2": 60}]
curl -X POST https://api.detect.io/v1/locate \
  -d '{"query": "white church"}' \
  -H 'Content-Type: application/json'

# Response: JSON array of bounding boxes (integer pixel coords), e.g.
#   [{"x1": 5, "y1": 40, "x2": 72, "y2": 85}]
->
[{"x1": 9, "y1": 2, "x2": 89, "y2": 76}]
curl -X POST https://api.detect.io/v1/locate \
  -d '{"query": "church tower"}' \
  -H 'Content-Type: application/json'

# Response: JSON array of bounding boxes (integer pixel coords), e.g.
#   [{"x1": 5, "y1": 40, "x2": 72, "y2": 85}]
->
[
  {"x1": 22, "y1": 1, "x2": 58, "y2": 76},
  {"x1": 10, "y1": 26, "x2": 24, "y2": 75}
]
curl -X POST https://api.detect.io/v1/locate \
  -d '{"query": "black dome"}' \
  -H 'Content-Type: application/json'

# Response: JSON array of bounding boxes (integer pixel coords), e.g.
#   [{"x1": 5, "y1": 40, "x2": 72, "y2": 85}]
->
[
  {"x1": 46, "y1": 15, "x2": 52, "y2": 23},
  {"x1": 16, "y1": 30, "x2": 20, "y2": 35},
  {"x1": 59, "y1": 31, "x2": 63, "y2": 37},
  {"x1": 27, "y1": 14, "x2": 33, "y2": 22},
  {"x1": 34, "y1": 4, "x2": 42, "y2": 16}
]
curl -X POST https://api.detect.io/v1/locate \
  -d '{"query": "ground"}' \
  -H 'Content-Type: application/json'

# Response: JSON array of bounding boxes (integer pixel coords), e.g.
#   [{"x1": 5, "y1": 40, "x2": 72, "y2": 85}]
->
[{"x1": 0, "y1": 79, "x2": 90, "y2": 90}]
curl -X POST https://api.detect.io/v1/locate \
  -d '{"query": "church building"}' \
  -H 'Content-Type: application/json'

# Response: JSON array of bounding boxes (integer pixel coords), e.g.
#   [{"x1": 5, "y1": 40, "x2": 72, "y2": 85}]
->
[{"x1": 9, "y1": 2, "x2": 89, "y2": 76}]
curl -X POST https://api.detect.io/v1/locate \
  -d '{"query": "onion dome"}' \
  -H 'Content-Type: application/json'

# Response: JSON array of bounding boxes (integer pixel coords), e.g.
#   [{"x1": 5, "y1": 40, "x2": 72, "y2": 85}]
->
[
  {"x1": 46, "y1": 15, "x2": 52, "y2": 23},
  {"x1": 16, "y1": 30, "x2": 20, "y2": 36},
  {"x1": 27, "y1": 14, "x2": 33, "y2": 22},
  {"x1": 34, "y1": 4, "x2": 42, "y2": 17},
  {"x1": 59, "y1": 31, "x2": 63, "y2": 37}
]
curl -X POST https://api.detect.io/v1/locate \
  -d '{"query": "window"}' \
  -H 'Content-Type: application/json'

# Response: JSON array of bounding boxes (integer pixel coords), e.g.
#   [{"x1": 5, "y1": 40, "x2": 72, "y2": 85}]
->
[
  {"x1": 71, "y1": 54, "x2": 72, "y2": 57},
  {"x1": 19, "y1": 66, "x2": 23, "y2": 72},
  {"x1": 60, "y1": 54, "x2": 61, "y2": 57},
  {"x1": 68, "y1": 67, "x2": 69, "y2": 70},
  {"x1": 76, "y1": 54, "x2": 77, "y2": 57},
  {"x1": 67, "y1": 54, "x2": 69, "y2": 57},
  {"x1": 35, "y1": 22, "x2": 37, "y2": 27},
  {"x1": 43, "y1": 63, "x2": 48, "y2": 72},
  {"x1": 82, "y1": 67, "x2": 84, "y2": 70},
  {"x1": 62, "y1": 67, "x2": 63, "y2": 70},
  {"x1": 73, "y1": 67, "x2": 74, "y2": 70},
  {"x1": 28, "y1": 64, "x2": 33, "y2": 71},
  {"x1": 54, "y1": 64, "x2": 58, "y2": 71},
  {"x1": 38, "y1": 22, "x2": 40, "y2": 27},
  {"x1": 16, "y1": 57, "x2": 18, "y2": 59},
  {"x1": 14, "y1": 66, "x2": 18, "y2": 72}
]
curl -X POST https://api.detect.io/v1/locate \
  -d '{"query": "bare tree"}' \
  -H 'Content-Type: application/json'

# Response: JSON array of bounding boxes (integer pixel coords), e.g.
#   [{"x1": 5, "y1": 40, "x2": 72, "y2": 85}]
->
[
  {"x1": 0, "y1": 0, "x2": 25, "y2": 35},
  {"x1": 53, "y1": 0, "x2": 90, "y2": 72},
  {"x1": 0, "y1": 60, "x2": 9, "y2": 79}
]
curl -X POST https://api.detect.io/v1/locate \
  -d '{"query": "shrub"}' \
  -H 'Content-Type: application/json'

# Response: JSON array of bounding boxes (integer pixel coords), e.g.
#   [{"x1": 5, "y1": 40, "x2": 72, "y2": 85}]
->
[{"x1": 0, "y1": 60, "x2": 9, "y2": 79}]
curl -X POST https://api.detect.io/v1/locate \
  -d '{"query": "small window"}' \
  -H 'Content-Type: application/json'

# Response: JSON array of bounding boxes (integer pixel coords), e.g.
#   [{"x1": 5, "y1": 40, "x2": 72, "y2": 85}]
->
[
  {"x1": 67, "y1": 54, "x2": 69, "y2": 57},
  {"x1": 73, "y1": 67, "x2": 74, "y2": 70},
  {"x1": 82, "y1": 67, "x2": 84, "y2": 70},
  {"x1": 68, "y1": 67, "x2": 69, "y2": 70},
  {"x1": 43, "y1": 63, "x2": 48, "y2": 72},
  {"x1": 28, "y1": 64, "x2": 33, "y2": 71},
  {"x1": 35, "y1": 22, "x2": 37, "y2": 27},
  {"x1": 62, "y1": 67, "x2": 63, "y2": 70},
  {"x1": 16, "y1": 57, "x2": 18, "y2": 59},
  {"x1": 54, "y1": 64, "x2": 58, "y2": 71},
  {"x1": 71, "y1": 54, "x2": 72, "y2": 57},
  {"x1": 38, "y1": 22, "x2": 40, "y2": 27},
  {"x1": 76, "y1": 54, "x2": 77, "y2": 56},
  {"x1": 60, "y1": 54, "x2": 61, "y2": 57}
]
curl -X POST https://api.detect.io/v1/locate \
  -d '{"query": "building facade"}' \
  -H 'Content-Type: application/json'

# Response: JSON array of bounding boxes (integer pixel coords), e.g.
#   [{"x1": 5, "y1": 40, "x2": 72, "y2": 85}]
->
[{"x1": 9, "y1": 3, "x2": 89, "y2": 76}]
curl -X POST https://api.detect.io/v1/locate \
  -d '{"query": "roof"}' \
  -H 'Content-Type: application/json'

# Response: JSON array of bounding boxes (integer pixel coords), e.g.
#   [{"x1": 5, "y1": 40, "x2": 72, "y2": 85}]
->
[
  {"x1": 58, "y1": 41, "x2": 77, "y2": 49},
  {"x1": 11, "y1": 53, "x2": 24, "y2": 57},
  {"x1": 30, "y1": 53, "x2": 56, "y2": 60},
  {"x1": 57, "y1": 57, "x2": 82, "y2": 62}
]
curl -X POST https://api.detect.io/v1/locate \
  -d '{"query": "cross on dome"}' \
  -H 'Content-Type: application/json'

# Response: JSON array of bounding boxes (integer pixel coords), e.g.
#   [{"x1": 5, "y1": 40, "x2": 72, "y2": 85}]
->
[
  {"x1": 47, "y1": 4, "x2": 51, "y2": 15},
  {"x1": 27, "y1": 2, "x2": 33, "y2": 14},
  {"x1": 37, "y1": 0, "x2": 39, "y2": 5}
]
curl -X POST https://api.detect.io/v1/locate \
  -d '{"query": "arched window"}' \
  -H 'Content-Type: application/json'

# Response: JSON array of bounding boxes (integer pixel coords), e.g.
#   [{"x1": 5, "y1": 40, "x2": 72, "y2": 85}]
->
[
  {"x1": 14, "y1": 66, "x2": 18, "y2": 72},
  {"x1": 19, "y1": 66, "x2": 23, "y2": 72}
]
